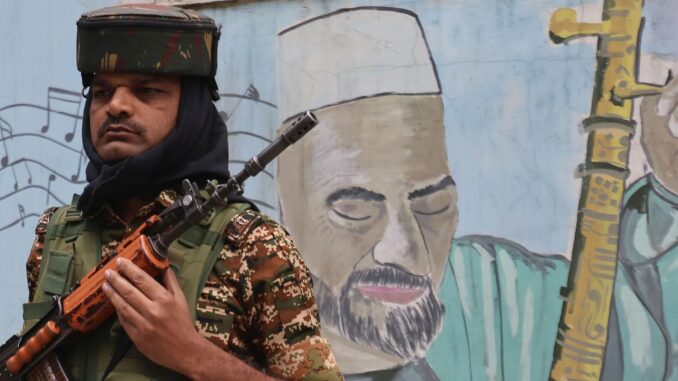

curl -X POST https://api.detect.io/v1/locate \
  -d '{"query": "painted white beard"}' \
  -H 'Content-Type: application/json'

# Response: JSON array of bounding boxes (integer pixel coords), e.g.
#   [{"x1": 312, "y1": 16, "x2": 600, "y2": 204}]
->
[{"x1": 313, "y1": 267, "x2": 444, "y2": 360}]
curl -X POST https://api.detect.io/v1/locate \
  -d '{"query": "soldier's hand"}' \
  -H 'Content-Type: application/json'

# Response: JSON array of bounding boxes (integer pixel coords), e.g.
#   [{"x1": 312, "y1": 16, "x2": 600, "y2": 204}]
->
[
  {"x1": 101, "y1": 258, "x2": 279, "y2": 380},
  {"x1": 101, "y1": 257, "x2": 202, "y2": 375},
  {"x1": 640, "y1": 76, "x2": 678, "y2": 194}
]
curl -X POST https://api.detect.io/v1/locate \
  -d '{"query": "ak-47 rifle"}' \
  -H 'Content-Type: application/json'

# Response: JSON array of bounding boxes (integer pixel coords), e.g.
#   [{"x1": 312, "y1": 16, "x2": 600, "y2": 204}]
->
[{"x1": 0, "y1": 111, "x2": 318, "y2": 381}]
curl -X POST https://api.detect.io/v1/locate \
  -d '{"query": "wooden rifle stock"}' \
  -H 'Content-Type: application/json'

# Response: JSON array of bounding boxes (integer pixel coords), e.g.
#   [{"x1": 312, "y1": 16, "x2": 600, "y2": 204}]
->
[
  {"x1": 0, "y1": 217, "x2": 167, "y2": 381},
  {"x1": 62, "y1": 216, "x2": 167, "y2": 333}
]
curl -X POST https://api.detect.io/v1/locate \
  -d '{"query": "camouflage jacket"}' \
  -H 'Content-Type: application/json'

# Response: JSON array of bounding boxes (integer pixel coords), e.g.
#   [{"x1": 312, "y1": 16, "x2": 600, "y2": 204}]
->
[{"x1": 26, "y1": 191, "x2": 343, "y2": 381}]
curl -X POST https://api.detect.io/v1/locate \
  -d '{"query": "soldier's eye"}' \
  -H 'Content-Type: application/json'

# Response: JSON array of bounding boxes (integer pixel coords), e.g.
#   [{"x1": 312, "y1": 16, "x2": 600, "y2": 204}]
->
[
  {"x1": 138, "y1": 87, "x2": 163, "y2": 94},
  {"x1": 92, "y1": 89, "x2": 111, "y2": 98}
]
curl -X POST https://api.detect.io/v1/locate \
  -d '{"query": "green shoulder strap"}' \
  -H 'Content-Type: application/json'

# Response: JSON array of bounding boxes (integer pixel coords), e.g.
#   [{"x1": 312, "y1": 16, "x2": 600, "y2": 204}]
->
[
  {"x1": 168, "y1": 202, "x2": 251, "y2": 320},
  {"x1": 24, "y1": 197, "x2": 101, "y2": 332}
]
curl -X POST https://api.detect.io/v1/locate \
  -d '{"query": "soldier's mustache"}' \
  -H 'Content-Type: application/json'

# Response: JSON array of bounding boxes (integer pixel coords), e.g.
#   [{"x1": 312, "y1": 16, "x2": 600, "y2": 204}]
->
[{"x1": 97, "y1": 116, "x2": 145, "y2": 138}]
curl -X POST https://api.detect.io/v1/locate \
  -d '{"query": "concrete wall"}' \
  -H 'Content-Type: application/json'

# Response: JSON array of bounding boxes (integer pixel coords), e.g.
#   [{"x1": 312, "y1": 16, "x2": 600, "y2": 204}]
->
[{"x1": 2, "y1": 1, "x2": 678, "y2": 379}]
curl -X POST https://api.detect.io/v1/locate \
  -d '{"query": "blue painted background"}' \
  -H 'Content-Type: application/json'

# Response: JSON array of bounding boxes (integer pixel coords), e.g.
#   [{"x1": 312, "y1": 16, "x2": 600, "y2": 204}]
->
[{"x1": 1, "y1": 0, "x2": 677, "y2": 370}]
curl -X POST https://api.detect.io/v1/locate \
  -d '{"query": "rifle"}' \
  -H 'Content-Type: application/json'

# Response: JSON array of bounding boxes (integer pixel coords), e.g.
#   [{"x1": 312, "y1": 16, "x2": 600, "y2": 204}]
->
[{"x1": 0, "y1": 111, "x2": 318, "y2": 381}]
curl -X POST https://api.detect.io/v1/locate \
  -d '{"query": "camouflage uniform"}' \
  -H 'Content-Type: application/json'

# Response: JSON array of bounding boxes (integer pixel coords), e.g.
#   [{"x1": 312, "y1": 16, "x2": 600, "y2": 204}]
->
[{"x1": 26, "y1": 191, "x2": 343, "y2": 381}]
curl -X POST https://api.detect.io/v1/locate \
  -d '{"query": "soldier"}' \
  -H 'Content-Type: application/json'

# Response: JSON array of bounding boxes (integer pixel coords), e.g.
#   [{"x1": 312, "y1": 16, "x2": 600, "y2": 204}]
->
[{"x1": 21, "y1": 4, "x2": 343, "y2": 381}]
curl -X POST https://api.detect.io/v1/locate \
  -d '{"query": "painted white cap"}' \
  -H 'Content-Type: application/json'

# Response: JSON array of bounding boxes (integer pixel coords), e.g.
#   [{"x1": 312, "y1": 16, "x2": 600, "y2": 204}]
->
[{"x1": 277, "y1": 7, "x2": 441, "y2": 120}]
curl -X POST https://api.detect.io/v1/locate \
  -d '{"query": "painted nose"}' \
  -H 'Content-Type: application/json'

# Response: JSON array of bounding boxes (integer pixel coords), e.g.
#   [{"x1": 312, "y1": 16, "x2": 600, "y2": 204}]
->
[{"x1": 372, "y1": 204, "x2": 430, "y2": 276}]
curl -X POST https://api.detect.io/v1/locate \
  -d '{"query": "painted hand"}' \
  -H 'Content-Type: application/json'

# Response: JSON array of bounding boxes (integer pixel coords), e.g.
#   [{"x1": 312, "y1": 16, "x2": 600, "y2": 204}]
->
[
  {"x1": 101, "y1": 257, "x2": 200, "y2": 375},
  {"x1": 655, "y1": 76, "x2": 678, "y2": 136},
  {"x1": 640, "y1": 76, "x2": 678, "y2": 193}
]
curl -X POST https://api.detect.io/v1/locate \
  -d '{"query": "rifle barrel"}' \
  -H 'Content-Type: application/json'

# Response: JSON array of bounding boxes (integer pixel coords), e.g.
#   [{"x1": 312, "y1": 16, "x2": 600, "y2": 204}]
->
[{"x1": 233, "y1": 111, "x2": 318, "y2": 185}]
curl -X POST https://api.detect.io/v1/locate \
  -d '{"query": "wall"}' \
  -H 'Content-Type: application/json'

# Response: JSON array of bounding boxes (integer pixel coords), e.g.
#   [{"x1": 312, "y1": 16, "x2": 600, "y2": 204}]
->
[{"x1": 2, "y1": 1, "x2": 678, "y2": 380}]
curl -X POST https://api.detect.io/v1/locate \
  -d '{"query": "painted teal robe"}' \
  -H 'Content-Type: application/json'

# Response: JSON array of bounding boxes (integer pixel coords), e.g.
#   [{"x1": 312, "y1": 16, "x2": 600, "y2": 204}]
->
[
  {"x1": 602, "y1": 174, "x2": 678, "y2": 381},
  {"x1": 428, "y1": 235, "x2": 569, "y2": 381},
  {"x1": 386, "y1": 174, "x2": 678, "y2": 380}
]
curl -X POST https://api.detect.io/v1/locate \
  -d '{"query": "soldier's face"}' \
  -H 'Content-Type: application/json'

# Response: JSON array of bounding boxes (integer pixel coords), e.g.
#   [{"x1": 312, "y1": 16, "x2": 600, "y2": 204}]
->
[
  {"x1": 278, "y1": 95, "x2": 457, "y2": 360},
  {"x1": 89, "y1": 73, "x2": 181, "y2": 161}
]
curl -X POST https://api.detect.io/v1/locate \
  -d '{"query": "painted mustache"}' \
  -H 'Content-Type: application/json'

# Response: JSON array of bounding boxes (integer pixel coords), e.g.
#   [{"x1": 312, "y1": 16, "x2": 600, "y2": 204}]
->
[
  {"x1": 350, "y1": 267, "x2": 429, "y2": 304},
  {"x1": 97, "y1": 116, "x2": 145, "y2": 138}
]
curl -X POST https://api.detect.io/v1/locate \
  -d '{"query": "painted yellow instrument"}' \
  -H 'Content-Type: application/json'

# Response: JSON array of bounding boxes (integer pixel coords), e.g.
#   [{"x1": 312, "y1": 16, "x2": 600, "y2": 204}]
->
[{"x1": 548, "y1": 1, "x2": 663, "y2": 380}]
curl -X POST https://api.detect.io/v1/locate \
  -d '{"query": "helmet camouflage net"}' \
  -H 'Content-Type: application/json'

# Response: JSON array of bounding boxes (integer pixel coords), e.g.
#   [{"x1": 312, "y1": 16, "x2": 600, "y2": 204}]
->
[{"x1": 77, "y1": 4, "x2": 221, "y2": 99}]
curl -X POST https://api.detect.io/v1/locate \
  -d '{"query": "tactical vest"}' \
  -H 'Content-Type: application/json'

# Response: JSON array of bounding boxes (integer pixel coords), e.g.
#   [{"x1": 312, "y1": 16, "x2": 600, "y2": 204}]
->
[{"x1": 22, "y1": 197, "x2": 250, "y2": 381}]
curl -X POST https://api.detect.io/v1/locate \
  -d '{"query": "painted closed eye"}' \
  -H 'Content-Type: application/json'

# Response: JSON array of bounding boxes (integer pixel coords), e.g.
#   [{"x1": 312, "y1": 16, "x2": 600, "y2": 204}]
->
[
  {"x1": 330, "y1": 199, "x2": 377, "y2": 221},
  {"x1": 413, "y1": 204, "x2": 450, "y2": 215},
  {"x1": 327, "y1": 199, "x2": 385, "y2": 232},
  {"x1": 411, "y1": 191, "x2": 454, "y2": 216},
  {"x1": 332, "y1": 209, "x2": 372, "y2": 221}
]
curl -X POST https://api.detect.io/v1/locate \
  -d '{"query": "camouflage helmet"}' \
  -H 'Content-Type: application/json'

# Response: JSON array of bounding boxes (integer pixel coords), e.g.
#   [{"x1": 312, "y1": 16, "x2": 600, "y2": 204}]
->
[{"x1": 77, "y1": 4, "x2": 221, "y2": 99}]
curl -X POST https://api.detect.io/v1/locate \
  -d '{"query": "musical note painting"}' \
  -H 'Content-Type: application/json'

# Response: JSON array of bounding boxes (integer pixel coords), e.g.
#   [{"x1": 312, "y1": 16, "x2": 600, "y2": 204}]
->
[
  {"x1": 2, "y1": 1, "x2": 678, "y2": 380},
  {"x1": 0, "y1": 86, "x2": 87, "y2": 233}
]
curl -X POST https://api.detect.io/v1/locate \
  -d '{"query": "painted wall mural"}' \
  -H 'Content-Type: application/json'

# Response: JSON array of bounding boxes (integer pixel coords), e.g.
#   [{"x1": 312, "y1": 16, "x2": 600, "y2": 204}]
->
[
  {"x1": 2, "y1": 0, "x2": 678, "y2": 380},
  {"x1": 276, "y1": 8, "x2": 568, "y2": 381}
]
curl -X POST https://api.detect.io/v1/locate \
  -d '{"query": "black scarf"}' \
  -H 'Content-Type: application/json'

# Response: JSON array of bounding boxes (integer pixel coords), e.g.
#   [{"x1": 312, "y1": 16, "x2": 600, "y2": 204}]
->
[{"x1": 78, "y1": 77, "x2": 248, "y2": 215}]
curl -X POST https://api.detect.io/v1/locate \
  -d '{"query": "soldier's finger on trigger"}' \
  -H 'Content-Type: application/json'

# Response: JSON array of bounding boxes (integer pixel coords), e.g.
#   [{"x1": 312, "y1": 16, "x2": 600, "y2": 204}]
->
[
  {"x1": 116, "y1": 258, "x2": 162, "y2": 298},
  {"x1": 106, "y1": 268, "x2": 152, "y2": 312}
]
